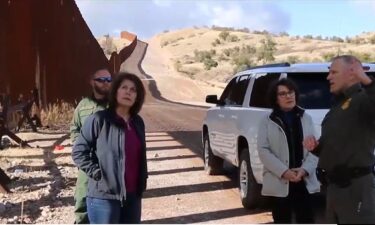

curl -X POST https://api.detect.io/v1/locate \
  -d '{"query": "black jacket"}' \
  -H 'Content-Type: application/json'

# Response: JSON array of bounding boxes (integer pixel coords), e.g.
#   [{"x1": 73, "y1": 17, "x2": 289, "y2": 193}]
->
[
  {"x1": 72, "y1": 109, "x2": 148, "y2": 201},
  {"x1": 270, "y1": 106, "x2": 305, "y2": 169},
  {"x1": 316, "y1": 80, "x2": 375, "y2": 171}
]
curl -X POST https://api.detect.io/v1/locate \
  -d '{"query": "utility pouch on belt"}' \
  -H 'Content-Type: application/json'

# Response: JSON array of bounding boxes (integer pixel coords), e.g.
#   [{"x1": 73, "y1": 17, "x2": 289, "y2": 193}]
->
[
  {"x1": 316, "y1": 165, "x2": 351, "y2": 188},
  {"x1": 328, "y1": 165, "x2": 352, "y2": 188},
  {"x1": 318, "y1": 164, "x2": 374, "y2": 188}
]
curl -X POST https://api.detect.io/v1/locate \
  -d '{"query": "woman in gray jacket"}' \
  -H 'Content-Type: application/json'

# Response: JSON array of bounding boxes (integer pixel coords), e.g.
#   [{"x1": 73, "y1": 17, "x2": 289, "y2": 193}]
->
[
  {"x1": 72, "y1": 73, "x2": 148, "y2": 224},
  {"x1": 257, "y1": 78, "x2": 320, "y2": 223}
]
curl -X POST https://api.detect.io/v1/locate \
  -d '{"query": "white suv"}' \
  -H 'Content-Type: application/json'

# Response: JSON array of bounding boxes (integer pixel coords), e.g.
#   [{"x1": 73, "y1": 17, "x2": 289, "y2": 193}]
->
[{"x1": 202, "y1": 62, "x2": 375, "y2": 209}]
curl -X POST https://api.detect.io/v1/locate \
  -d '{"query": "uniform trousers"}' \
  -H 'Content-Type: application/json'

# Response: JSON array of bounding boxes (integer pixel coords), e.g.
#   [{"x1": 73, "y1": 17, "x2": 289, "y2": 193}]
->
[{"x1": 326, "y1": 173, "x2": 375, "y2": 224}]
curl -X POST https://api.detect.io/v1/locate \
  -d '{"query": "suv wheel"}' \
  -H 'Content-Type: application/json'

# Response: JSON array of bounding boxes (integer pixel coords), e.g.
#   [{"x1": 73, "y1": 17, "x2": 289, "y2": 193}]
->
[
  {"x1": 239, "y1": 149, "x2": 262, "y2": 209},
  {"x1": 203, "y1": 135, "x2": 223, "y2": 175}
]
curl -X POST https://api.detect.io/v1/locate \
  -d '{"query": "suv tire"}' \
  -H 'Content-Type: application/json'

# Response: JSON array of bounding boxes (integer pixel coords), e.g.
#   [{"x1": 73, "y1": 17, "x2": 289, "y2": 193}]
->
[
  {"x1": 203, "y1": 135, "x2": 223, "y2": 175},
  {"x1": 239, "y1": 149, "x2": 262, "y2": 209}
]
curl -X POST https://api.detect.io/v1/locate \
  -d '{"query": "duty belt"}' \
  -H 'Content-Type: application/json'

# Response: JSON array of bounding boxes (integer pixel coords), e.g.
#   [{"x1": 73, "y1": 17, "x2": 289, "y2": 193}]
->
[{"x1": 316, "y1": 165, "x2": 374, "y2": 188}]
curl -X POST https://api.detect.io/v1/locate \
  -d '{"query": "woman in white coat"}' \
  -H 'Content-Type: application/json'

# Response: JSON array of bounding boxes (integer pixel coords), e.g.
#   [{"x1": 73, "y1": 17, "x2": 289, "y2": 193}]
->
[{"x1": 257, "y1": 78, "x2": 320, "y2": 224}]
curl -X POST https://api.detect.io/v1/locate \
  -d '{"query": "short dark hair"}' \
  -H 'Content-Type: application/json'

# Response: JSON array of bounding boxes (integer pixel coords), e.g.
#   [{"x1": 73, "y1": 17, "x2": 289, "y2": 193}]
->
[
  {"x1": 331, "y1": 55, "x2": 361, "y2": 64},
  {"x1": 267, "y1": 78, "x2": 299, "y2": 110},
  {"x1": 108, "y1": 72, "x2": 145, "y2": 116}
]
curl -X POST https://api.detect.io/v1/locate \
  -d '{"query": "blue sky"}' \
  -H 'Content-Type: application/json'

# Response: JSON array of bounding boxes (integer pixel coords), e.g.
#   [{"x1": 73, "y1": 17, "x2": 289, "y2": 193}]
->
[{"x1": 76, "y1": 0, "x2": 375, "y2": 40}]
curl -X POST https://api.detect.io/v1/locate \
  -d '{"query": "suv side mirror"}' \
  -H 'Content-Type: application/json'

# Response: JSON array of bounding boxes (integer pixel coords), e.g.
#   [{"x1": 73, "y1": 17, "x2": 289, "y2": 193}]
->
[{"x1": 206, "y1": 95, "x2": 224, "y2": 105}]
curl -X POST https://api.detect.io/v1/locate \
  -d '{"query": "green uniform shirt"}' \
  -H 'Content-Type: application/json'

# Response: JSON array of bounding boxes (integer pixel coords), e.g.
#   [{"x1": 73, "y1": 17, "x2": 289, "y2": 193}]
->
[
  {"x1": 70, "y1": 97, "x2": 107, "y2": 143},
  {"x1": 317, "y1": 79, "x2": 375, "y2": 171},
  {"x1": 70, "y1": 96, "x2": 107, "y2": 224}
]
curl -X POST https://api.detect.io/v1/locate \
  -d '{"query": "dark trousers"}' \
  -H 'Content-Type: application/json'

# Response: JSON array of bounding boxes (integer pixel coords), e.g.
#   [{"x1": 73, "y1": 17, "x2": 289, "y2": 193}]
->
[
  {"x1": 87, "y1": 193, "x2": 142, "y2": 224},
  {"x1": 270, "y1": 182, "x2": 314, "y2": 224},
  {"x1": 326, "y1": 174, "x2": 375, "y2": 224}
]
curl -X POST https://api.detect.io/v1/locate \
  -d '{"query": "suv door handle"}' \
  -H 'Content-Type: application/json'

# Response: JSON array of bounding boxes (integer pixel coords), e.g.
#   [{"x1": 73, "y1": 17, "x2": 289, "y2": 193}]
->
[
  {"x1": 218, "y1": 114, "x2": 224, "y2": 118},
  {"x1": 231, "y1": 115, "x2": 237, "y2": 119}
]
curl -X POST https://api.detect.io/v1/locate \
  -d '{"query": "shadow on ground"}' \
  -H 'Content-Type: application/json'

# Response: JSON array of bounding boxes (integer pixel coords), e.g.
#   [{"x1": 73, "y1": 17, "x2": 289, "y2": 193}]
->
[{"x1": 1, "y1": 133, "x2": 75, "y2": 222}]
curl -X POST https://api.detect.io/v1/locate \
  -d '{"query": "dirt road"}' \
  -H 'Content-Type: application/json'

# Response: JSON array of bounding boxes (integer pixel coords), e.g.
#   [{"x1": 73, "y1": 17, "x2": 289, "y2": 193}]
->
[{"x1": 140, "y1": 93, "x2": 273, "y2": 223}]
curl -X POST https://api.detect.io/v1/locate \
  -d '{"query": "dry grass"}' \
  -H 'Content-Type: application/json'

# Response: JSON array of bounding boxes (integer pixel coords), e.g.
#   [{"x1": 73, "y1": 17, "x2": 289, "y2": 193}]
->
[
  {"x1": 40, "y1": 101, "x2": 74, "y2": 129},
  {"x1": 152, "y1": 28, "x2": 375, "y2": 84}
]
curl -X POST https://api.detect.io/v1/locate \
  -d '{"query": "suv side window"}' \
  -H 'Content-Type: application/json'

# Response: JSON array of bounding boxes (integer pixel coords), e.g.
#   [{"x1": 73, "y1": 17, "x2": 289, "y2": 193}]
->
[
  {"x1": 220, "y1": 75, "x2": 250, "y2": 106},
  {"x1": 287, "y1": 73, "x2": 331, "y2": 109},
  {"x1": 249, "y1": 73, "x2": 280, "y2": 108}
]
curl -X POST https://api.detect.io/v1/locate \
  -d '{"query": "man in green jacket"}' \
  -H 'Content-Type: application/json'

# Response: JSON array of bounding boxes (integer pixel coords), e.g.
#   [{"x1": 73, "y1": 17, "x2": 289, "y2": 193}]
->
[
  {"x1": 70, "y1": 68, "x2": 111, "y2": 224},
  {"x1": 304, "y1": 55, "x2": 375, "y2": 223}
]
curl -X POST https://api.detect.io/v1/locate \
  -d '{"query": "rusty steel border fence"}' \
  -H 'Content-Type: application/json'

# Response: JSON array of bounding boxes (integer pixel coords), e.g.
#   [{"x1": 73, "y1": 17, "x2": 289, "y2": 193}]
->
[{"x1": 0, "y1": 0, "x2": 137, "y2": 106}]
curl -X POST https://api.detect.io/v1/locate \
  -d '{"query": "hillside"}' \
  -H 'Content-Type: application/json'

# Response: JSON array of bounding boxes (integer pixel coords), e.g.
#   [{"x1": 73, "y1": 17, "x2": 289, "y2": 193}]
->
[
  {"x1": 146, "y1": 27, "x2": 375, "y2": 86},
  {"x1": 96, "y1": 27, "x2": 375, "y2": 103}
]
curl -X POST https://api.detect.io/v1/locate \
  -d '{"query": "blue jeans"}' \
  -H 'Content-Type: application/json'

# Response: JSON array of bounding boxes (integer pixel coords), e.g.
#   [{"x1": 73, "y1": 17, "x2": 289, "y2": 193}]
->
[{"x1": 86, "y1": 193, "x2": 142, "y2": 224}]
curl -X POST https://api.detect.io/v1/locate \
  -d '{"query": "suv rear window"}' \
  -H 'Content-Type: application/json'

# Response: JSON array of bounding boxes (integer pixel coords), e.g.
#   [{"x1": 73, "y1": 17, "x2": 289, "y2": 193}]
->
[
  {"x1": 249, "y1": 73, "x2": 280, "y2": 108},
  {"x1": 287, "y1": 73, "x2": 332, "y2": 109}
]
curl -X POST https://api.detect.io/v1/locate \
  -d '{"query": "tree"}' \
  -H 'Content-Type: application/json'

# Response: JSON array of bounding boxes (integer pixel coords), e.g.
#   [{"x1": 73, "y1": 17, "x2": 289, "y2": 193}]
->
[
  {"x1": 279, "y1": 31, "x2": 289, "y2": 37},
  {"x1": 257, "y1": 36, "x2": 277, "y2": 63},
  {"x1": 303, "y1": 35, "x2": 313, "y2": 39},
  {"x1": 330, "y1": 36, "x2": 344, "y2": 43}
]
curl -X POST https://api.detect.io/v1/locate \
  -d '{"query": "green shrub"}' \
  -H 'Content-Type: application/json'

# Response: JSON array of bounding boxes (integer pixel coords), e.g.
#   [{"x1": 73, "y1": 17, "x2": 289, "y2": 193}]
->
[
  {"x1": 232, "y1": 55, "x2": 252, "y2": 67},
  {"x1": 218, "y1": 54, "x2": 229, "y2": 61},
  {"x1": 287, "y1": 55, "x2": 300, "y2": 64},
  {"x1": 161, "y1": 40, "x2": 169, "y2": 47},
  {"x1": 346, "y1": 50, "x2": 375, "y2": 62},
  {"x1": 194, "y1": 50, "x2": 214, "y2": 62},
  {"x1": 233, "y1": 64, "x2": 250, "y2": 73},
  {"x1": 219, "y1": 31, "x2": 230, "y2": 41},
  {"x1": 228, "y1": 35, "x2": 240, "y2": 42},
  {"x1": 369, "y1": 35, "x2": 375, "y2": 44},
  {"x1": 257, "y1": 36, "x2": 277, "y2": 63},
  {"x1": 321, "y1": 52, "x2": 336, "y2": 61},
  {"x1": 174, "y1": 60, "x2": 182, "y2": 72},
  {"x1": 330, "y1": 36, "x2": 344, "y2": 42},
  {"x1": 203, "y1": 58, "x2": 218, "y2": 70},
  {"x1": 242, "y1": 45, "x2": 256, "y2": 54},
  {"x1": 223, "y1": 49, "x2": 231, "y2": 57}
]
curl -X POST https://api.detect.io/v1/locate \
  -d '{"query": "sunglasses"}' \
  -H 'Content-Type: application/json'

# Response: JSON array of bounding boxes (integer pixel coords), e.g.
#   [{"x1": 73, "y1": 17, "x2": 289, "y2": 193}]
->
[{"x1": 93, "y1": 77, "x2": 112, "y2": 83}]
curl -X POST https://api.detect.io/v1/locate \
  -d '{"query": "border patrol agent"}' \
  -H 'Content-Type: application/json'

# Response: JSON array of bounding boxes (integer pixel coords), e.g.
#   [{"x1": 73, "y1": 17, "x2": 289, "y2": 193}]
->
[
  {"x1": 304, "y1": 55, "x2": 375, "y2": 223},
  {"x1": 70, "y1": 68, "x2": 111, "y2": 224}
]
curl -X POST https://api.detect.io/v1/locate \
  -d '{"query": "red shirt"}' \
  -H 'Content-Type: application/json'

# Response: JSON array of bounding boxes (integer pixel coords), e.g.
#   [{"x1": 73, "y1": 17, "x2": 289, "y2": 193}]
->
[{"x1": 123, "y1": 120, "x2": 141, "y2": 194}]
